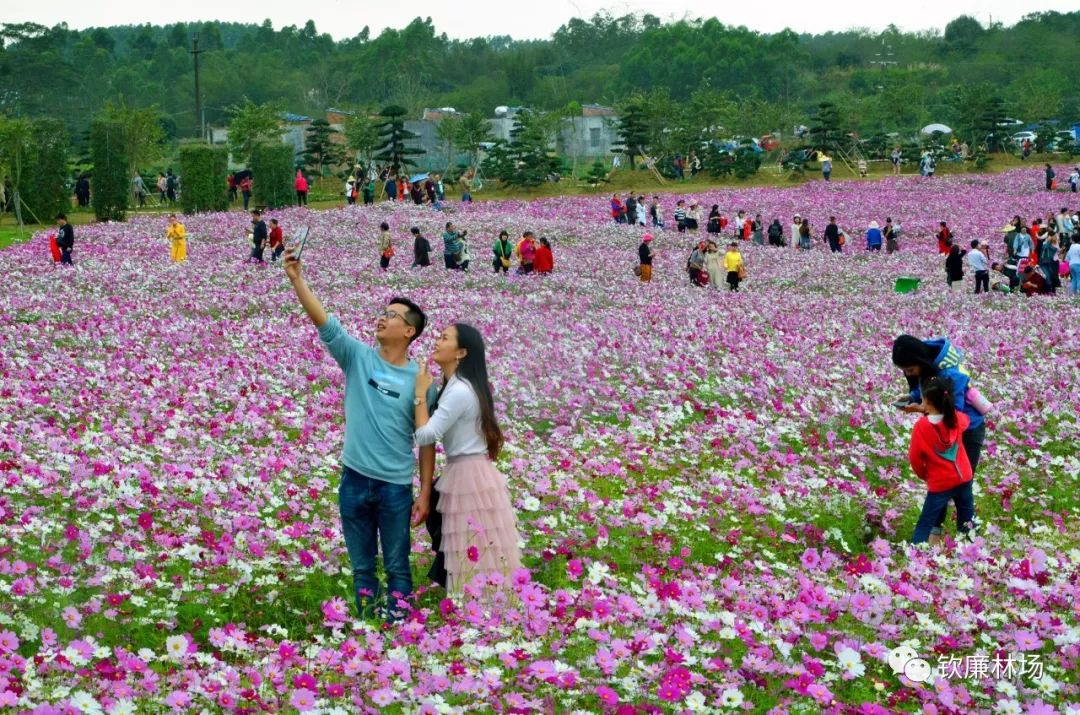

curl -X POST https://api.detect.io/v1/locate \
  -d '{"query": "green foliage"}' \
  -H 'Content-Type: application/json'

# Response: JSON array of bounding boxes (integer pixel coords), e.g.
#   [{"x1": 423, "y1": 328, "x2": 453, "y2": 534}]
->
[
  {"x1": 583, "y1": 159, "x2": 610, "y2": 185},
  {"x1": 23, "y1": 119, "x2": 70, "y2": 221},
  {"x1": 1033, "y1": 123, "x2": 1057, "y2": 154},
  {"x1": 179, "y1": 143, "x2": 229, "y2": 213},
  {"x1": 89, "y1": 118, "x2": 131, "y2": 222},
  {"x1": 3, "y1": 13, "x2": 1080, "y2": 149},
  {"x1": 99, "y1": 101, "x2": 165, "y2": 175},
  {"x1": 455, "y1": 112, "x2": 493, "y2": 168},
  {"x1": 808, "y1": 102, "x2": 845, "y2": 151},
  {"x1": 301, "y1": 118, "x2": 342, "y2": 175},
  {"x1": 249, "y1": 142, "x2": 294, "y2": 208},
  {"x1": 502, "y1": 110, "x2": 560, "y2": 188},
  {"x1": 343, "y1": 113, "x2": 380, "y2": 166},
  {"x1": 373, "y1": 105, "x2": 425, "y2": 173},
  {"x1": 226, "y1": 98, "x2": 282, "y2": 163},
  {"x1": 611, "y1": 100, "x2": 649, "y2": 167},
  {"x1": 0, "y1": 116, "x2": 69, "y2": 222}
]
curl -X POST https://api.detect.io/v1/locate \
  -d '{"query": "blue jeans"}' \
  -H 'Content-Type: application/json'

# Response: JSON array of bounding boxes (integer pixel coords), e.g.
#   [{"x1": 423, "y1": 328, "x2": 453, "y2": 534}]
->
[
  {"x1": 1070, "y1": 264, "x2": 1080, "y2": 295},
  {"x1": 338, "y1": 466, "x2": 413, "y2": 618},
  {"x1": 913, "y1": 481, "x2": 975, "y2": 544},
  {"x1": 935, "y1": 422, "x2": 985, "y2": 529}
]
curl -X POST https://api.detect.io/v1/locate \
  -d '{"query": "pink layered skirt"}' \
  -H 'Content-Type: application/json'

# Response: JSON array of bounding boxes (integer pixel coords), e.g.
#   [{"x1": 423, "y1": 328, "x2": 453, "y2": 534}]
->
[{"x1": 436, "y1": 453, "x2": 522, "y2": 593}]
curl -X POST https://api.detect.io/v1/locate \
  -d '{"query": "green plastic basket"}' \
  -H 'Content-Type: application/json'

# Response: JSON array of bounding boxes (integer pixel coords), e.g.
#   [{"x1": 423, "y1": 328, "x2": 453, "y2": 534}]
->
[{"x1": 894, "y1": 276, "x2": 921, "y2": 293}]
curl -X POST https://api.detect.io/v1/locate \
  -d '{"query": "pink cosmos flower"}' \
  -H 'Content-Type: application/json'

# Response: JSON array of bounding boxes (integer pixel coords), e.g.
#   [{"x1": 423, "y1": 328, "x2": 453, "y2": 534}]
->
[
  {"x1": 595, "y1": 685, "x2": 619, "y2": 706},
  {"x1": 466, "y1": 545, "x2": 479, "y2": 563},
  {"x1": 1013, "y1": 631, "x2": 1043, "y2": 651},
  {"x1": 0, "y1": 631, "x2": 18, "y2": 654},
  {"x1": 289, "y1": 688, "x2": 316, "y2": 712}
]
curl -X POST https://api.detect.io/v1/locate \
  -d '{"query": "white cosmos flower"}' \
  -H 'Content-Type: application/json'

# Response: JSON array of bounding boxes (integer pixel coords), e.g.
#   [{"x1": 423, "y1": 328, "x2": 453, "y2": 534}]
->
[
  {"x1": 721, "y1": 688, "x2": 744, "y2": 708},
  {"x1": 164, "y1": 634, "x2": 188, "y2": 661}
]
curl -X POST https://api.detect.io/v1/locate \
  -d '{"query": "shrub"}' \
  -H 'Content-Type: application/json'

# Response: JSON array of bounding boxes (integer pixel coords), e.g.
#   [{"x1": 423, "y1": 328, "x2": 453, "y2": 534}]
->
[
  {"x1": 21, "y1": 119, "x2": 69, "y2": 222},
  {"x1": 249, "y1": 142, "x2": 294, "y2": 209},
  {"x1": 90, "y1": 118, "x2": 131, "y2": 222},
  {"x1": 179, "y1": 143, "x2": 229, "y2": 214}
]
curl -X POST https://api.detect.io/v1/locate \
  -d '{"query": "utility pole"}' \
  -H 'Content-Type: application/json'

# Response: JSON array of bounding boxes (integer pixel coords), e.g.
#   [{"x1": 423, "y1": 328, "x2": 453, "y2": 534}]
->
[
  {"x1": 871, "y1": 37, "x2": 896, "y2": 72},
  {"x1": 191, "y1": 33, "x2": 204, "y2": 141}
]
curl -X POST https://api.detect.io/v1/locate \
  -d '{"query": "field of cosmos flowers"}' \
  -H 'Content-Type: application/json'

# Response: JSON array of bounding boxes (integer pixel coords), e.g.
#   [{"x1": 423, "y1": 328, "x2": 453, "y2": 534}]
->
[{"x1": 0, "y1": 168, "x2": 1078, "y2": 715}]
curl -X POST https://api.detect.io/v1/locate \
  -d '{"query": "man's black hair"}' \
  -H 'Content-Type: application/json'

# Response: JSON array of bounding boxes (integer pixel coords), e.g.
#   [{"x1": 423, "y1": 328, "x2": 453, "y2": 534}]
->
[
  {"x1": 388, "y1": 296, "x2": 426, "y2": 344},
  {"x1": 55, "y1": 212, "x2": 67, "y2": 220},
  {"x1": 380, "y1": 222, "x2": 390, "y2": 231}
]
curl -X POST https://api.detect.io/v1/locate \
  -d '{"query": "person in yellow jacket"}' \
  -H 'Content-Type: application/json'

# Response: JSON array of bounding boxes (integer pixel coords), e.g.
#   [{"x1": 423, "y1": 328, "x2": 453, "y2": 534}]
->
[
  {"x1": 166, "y1": 214, "x2": 187, "y2": 262},
  {"x1": 724, "y1": 241, "x2": 744, "y2": 291}
]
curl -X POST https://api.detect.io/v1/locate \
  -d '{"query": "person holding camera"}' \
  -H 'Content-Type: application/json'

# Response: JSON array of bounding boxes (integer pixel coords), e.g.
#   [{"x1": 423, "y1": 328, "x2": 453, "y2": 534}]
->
[
  {"x1": 282, "y1": 246, "x2": 435, "y2": 620},
  {"x1": 442, "y1": 222, "x2": 465, "y2": 270}
]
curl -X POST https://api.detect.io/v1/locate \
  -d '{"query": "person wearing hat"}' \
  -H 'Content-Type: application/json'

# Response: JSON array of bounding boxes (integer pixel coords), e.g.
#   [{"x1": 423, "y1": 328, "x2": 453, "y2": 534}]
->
[
  {"x1": 892, "y1": 334, "x2": 987, "y2": 538},
  {"x1": 637, "y1": 234, "x2": 654, "y2": 282},
  {"x1": 866, "y1": 221, "x2": 883, "y2": 251}
]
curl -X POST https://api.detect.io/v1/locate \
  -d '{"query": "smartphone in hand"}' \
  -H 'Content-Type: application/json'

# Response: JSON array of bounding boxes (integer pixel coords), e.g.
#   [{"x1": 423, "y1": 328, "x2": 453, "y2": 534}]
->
[
  {"x1": 293, "y1": 225, "x2": 310, "y2": 260},
  {"x1": 892, "y1": 399, "x2": 911, "y2": 409}
]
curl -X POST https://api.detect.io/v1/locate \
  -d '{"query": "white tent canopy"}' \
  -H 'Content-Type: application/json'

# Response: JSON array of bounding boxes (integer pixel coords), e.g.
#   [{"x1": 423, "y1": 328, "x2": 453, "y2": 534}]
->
[{"x1": 920, "y1": 123, "x2": 953, "y2": 135}]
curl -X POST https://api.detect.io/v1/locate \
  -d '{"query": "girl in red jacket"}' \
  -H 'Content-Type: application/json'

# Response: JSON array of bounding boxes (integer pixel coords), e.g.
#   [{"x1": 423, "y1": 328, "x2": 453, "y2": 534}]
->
[{"x1": 908, "y1": 376, "x2": 975, "y2": 544}]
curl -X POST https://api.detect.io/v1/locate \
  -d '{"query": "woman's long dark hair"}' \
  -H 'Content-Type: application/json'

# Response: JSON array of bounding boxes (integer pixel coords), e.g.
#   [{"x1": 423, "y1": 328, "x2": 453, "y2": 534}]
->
[
  {"x1": 922, "y1": 376, "x2": 958, "y2": 430},
  {"x1": 437, "y1": 323, "x2": 504, "y2": 460}
]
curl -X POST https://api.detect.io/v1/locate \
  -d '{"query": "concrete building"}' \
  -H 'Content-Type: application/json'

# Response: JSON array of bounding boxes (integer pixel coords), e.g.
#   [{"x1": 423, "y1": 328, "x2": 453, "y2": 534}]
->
[{"x1": 212, "y1": 105, "x2": 621, "y2": 172}]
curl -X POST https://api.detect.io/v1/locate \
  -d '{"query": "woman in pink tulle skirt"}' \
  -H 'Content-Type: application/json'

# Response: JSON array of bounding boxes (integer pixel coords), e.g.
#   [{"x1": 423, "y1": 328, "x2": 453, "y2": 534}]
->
[{"x1": 414, "y1": 323, "x2": 522, "y2": 594}]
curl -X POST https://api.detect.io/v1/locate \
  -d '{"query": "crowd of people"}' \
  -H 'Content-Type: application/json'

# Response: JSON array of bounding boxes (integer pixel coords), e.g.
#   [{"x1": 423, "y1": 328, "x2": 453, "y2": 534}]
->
[
  {"x1": 612, "y1": 191, "x2": 1080, "y2": 297},
  {"x1": 939, "y1": 210, "x2": 1080, "y2": 296}
]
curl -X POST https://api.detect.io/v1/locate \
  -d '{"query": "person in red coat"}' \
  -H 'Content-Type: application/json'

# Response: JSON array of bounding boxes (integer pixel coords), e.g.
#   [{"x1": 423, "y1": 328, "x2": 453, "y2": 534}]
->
[
  {"x1": 907, "y1": 376, "x2": 975, "y2": 544},
  {"x1": 533, "y1": 237, "x2": 554, "y2": 274},
  {"x1": 936, "y1": 221, "x2": 952, "y2": 254},
  {"x1": 294, "y1": 170, "x2": 309, "y2": 206}
]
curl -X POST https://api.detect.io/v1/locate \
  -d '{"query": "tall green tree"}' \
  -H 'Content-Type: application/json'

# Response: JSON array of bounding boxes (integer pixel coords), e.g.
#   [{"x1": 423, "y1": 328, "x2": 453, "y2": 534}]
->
[
  {"x1": 89, "y1": 117, "x2": 131, "y2": 222},
  {"x1": 611, "y1": 100, "x2": 649, "y2": 167},
  {"x1": 226, "y1": 98, "x2": 282, "y2": 163},
  {"x1": 344, "y1": 113, "x2": 381, "y2": 167},
  {"x1": 456, "y1": 112, "x2": 494, "y2": 170},
  {"x1": 301, "y1": 118, "x2": 342, "y2": 175},
  {"x1": 373, "y1": 105, "x2": 425, "y2": 174},
  {"x1": 100, "y1": 101, "x2": 165, "y2": 176}
]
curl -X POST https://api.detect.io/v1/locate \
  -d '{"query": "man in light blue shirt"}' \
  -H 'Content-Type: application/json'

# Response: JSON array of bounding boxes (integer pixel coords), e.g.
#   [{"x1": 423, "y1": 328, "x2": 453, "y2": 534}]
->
[{"x1": 284, "y1": 247, "x2": 434, "y2": 619}]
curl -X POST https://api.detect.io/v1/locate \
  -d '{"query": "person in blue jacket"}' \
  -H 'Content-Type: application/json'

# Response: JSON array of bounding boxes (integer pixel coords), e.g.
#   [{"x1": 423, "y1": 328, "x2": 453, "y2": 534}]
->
[
  {"x1": 892, "y1": 335, "x2": 987, "y2": 537},
  {"x1": 866, "y1": 221, "x2": 883, "y2": 251}
]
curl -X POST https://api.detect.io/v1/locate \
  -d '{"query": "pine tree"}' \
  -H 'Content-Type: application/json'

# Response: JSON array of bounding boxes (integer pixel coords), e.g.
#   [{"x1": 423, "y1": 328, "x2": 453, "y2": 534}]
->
[
  {"x1": 612, "y1": 101, "x2": 649, "y2": 168},
  {"x1": 302, "y1": 118, "x2": 342, "y2": 176},
  {"x1": 808, "y1": 102, "x2": 845, "y2": 152},
  {"x1": 373, "y1": 105, "x2": 425, "y2": 174}
]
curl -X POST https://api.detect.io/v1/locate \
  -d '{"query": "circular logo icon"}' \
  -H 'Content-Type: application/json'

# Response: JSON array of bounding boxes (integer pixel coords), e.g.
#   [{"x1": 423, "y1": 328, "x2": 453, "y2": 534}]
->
[
  {"x1": 903, "y1": 658, "x2": 932, "y2": 683},
  {"x1": 887, "y1": 645, "x2": 918, "y2": 674}
]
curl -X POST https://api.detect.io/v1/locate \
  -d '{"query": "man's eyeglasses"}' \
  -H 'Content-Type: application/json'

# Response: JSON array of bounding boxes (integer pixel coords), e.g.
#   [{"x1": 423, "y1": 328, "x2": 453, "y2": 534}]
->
[{"x1": 378, "y1": 309, "x2": 416, "y2": 327}]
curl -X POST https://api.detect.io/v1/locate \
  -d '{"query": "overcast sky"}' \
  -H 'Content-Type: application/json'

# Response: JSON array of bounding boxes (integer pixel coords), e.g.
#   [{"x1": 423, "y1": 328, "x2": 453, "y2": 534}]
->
[{"x1": 5, "y1": 0, "x2": 1078, "y2": 40}]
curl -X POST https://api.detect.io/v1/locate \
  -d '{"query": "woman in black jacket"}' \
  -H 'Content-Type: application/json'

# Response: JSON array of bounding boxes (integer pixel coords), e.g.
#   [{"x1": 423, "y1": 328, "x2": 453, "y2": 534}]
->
[{"x1": 945, "y1": 244, "x2": 967, "y2": 289}]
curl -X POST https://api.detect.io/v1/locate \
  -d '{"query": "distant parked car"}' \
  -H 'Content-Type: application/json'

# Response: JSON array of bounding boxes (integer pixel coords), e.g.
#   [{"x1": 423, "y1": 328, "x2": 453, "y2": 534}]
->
[{"x1": 1011, "y1": 131, "x2": 1037, "y2": 145}]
